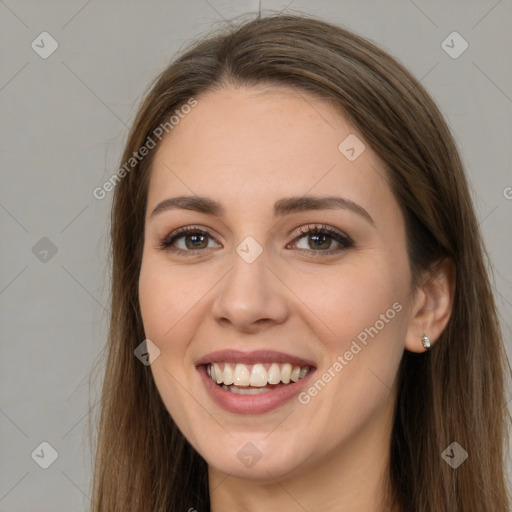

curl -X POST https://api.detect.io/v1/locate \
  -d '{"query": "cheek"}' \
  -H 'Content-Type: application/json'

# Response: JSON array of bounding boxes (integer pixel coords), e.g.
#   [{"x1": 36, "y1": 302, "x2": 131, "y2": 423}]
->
[
  {"x1": 289, "y1": 254, "x2": 408, "y2": 421},
  {"x1": 138, "y1": 254, "x2": 206, "y2": 342},
  {"x1": 138, "y1": 256, "x2": 206, "y2": 445},
  {"x1": 290, "y1": 256, "x2": 407, "y2": 349},
  {"x1": 137, "y1": 257, "x2": 200, "y2": 412}
]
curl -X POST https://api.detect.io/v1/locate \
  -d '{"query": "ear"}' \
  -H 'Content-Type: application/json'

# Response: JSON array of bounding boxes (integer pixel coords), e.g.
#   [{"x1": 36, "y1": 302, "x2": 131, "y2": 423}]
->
[{"x1": 404, "y1": 257, "x2": 456, "y2": 353}]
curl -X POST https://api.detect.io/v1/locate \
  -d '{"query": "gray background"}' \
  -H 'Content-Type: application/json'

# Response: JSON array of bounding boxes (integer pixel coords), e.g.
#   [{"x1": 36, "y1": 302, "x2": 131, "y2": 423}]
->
[{"x1": 1, "y1": 0, "x2": 511, "y2": 510}]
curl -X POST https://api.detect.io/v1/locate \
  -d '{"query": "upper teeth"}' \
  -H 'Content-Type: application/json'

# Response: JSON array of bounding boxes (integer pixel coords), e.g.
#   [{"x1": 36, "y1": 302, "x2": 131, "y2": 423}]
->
[{"x1": 207, "y1": 362, "x2": 310, "y2": 387}]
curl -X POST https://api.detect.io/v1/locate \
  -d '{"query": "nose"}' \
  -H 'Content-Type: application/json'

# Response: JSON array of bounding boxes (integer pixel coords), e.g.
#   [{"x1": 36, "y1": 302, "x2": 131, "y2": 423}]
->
[{"x1": 211, "y1": 248, "x2": 290, "y2": 334}]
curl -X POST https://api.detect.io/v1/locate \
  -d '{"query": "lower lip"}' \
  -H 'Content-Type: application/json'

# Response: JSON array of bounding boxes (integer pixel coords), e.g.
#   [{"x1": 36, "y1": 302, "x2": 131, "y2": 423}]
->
[{"x1": 198, "y1": 365, "x2": 315, "y2": 415}]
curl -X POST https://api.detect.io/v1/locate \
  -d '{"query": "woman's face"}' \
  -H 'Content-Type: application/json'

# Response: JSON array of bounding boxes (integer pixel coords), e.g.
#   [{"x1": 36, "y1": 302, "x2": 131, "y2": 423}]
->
[{"x1": 138, "y1": 85, "x2": 416, "y2": 481}]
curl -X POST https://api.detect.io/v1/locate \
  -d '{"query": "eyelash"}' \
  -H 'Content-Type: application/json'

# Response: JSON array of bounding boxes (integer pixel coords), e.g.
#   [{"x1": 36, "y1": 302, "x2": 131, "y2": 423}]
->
[{"x1": 157, "y1": 224, "x2": 354, "y2": 257}]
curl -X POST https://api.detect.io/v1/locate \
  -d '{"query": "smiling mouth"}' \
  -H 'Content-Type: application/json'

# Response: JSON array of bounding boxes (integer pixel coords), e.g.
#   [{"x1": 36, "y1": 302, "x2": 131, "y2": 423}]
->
[{"x1": 206, "y1": 362, "x2": 312, "y2": 395}]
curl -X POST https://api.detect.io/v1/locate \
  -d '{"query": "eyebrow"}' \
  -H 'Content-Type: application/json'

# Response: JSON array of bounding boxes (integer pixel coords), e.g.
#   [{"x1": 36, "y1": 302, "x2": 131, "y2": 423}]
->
[{"x1": 150, "y1": 195, "x2": 375, "y2": 226}]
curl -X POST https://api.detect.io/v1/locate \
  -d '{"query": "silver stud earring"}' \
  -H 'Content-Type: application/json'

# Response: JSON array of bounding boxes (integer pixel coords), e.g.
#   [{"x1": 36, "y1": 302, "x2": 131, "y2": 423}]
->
[{"x1": 421, "y1": 335, "x2": 431, "y2": 351}]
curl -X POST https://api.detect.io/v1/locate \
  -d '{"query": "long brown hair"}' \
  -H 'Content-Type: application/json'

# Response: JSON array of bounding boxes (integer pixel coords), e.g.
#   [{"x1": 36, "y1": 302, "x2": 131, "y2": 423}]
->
[{"x1": 89, "y1": 13, "x2": 511, "y2": 511}]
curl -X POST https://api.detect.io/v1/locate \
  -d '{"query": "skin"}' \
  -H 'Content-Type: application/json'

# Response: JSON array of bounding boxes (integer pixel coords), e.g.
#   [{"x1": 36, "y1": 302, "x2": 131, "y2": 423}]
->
[{"x1": 138, "y1": 84, "x2": 454, "y2": 512}]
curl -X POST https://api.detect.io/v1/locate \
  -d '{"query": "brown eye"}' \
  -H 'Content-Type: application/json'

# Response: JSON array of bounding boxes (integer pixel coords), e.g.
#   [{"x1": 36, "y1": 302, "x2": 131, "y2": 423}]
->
[
  {"x1": 183, "y1": 232, "x2": 209, "y2": 250},
  {"x1": 290, "y1": 224, "x2": 354, "y2": 255},
  {"x1": 305, "y1": 233, "x2": 333, "y2": 250},
  {"x1": 159, "y1": 227, "x2": 221, "y2": 253}
]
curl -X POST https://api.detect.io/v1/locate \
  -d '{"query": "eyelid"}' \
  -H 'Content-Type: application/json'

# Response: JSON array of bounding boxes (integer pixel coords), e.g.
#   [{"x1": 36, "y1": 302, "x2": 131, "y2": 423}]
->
[{"x1": 289, "y1": 223, "x2": 351, "y2": 242}]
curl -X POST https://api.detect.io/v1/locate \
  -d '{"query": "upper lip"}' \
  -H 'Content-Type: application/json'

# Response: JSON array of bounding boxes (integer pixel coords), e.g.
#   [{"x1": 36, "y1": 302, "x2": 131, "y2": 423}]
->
[{"x1": 195, "y1": 349, "x2": 316, "y2": 368}]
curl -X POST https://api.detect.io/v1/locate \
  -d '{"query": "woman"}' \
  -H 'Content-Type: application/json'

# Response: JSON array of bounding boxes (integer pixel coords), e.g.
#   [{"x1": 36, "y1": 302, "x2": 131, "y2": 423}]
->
[{"x1": 90, "y1": 13, "x2": 511, "y2": 512}]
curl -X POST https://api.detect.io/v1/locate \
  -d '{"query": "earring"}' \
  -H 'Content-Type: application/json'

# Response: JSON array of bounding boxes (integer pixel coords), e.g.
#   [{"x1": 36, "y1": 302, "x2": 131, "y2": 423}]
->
[{"x1": 421, "y1": 335, "x2": 431, "y2": 351}]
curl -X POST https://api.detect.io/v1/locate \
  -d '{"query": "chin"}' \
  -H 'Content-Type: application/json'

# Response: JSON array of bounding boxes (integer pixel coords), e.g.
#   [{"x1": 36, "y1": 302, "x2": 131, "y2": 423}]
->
[{"x1": 198, "y1": 433, "x2": 313, "y2": 482}]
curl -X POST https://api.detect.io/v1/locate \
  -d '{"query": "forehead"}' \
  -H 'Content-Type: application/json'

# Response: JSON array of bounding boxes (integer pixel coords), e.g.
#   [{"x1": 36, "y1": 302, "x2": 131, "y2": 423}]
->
[{"x1": 147, "y1": 85, "x2": 396, "y2": 222}]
